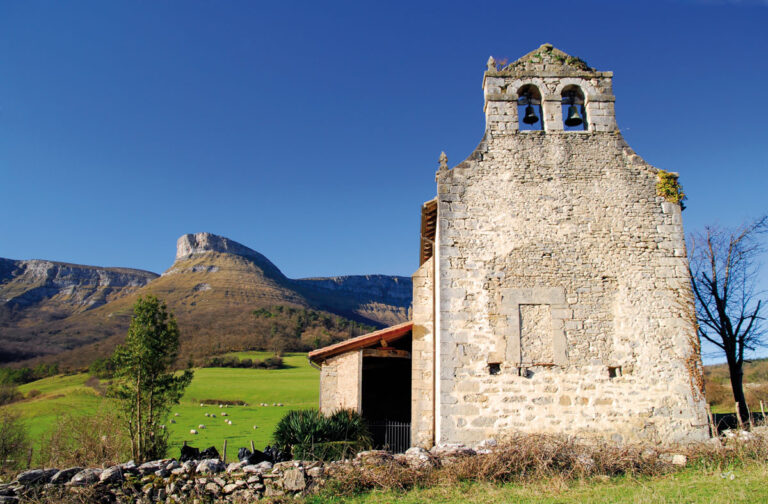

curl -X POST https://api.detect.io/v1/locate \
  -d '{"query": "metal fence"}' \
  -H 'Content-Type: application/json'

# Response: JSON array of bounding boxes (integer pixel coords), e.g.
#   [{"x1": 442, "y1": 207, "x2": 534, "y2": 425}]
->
[{"x1": 367, "y1": 420, "x2": 411, "y2": 453}]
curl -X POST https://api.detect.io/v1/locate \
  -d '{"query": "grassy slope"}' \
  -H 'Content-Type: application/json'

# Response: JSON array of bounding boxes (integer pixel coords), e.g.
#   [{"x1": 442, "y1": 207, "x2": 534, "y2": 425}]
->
[
  {"x1": 9, "y1": 352, "x2": 318, "y2": 462},
  {"x1": 309, "y1": 463, "x2": 768, "y2": 504}
]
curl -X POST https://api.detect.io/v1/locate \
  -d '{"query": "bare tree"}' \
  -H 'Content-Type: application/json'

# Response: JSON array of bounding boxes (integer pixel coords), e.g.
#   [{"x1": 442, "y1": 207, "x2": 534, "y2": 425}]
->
[{"x1": 689, "y1": 216, "x2": 767, "y2": 422}]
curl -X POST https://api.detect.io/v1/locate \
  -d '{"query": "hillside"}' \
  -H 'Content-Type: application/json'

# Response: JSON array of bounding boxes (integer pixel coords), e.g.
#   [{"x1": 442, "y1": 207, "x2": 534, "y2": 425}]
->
[
  {"x1": 0, "y1": 259, "x2": 158, "y2": 362},
  {"x1": 1, "y1": 233, "x2": 411, "y2": 368}
]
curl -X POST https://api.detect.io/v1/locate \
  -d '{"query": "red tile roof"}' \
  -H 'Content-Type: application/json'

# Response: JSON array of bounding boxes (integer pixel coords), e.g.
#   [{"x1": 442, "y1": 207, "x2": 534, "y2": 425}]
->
[{"x1": 307, "y1": 321, "x2": 413, "y2": 363}]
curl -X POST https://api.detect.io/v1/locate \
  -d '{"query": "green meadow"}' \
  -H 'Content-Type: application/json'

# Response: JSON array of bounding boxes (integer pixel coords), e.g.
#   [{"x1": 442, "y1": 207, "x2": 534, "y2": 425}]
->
[{"x1": 8, "y1": 352, "x2": 319, "y2": 462}]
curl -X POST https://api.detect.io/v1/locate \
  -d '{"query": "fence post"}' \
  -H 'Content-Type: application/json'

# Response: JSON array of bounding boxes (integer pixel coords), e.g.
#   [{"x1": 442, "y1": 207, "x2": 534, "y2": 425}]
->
[
  {"x1": 222, "y1": 440, "x2": 227, "y2": 463},
  {"x1": 761, "y1": 401, "x2": 766, "y2": 423},
  {"x1": 746, "y1": 403, "x2": 753, "y2": 429},
  {"x1": 735, "y1": 403, "x2": 744, "y2": 430},
  {"x1": 250, "y1": 440, "x2": 255, "y2": 453},
  {"x1": 705, "y1": 404, "x2": 716, "y2": 438}
]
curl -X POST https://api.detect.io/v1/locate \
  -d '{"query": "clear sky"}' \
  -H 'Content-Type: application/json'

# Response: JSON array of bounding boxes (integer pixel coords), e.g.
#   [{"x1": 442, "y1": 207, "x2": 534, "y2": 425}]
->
[{"x1": 1, "y1": 1, "x2": 767, "y2": 360}]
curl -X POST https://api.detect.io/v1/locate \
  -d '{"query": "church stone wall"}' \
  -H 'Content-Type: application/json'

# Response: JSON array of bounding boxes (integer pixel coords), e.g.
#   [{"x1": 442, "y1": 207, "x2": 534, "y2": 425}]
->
[
  {"x1": 411, "y1": 257, "x2": 435, "y2": 448},
  {"x1": 434, "y1": 48, "x2": 708, "y2": 445}
]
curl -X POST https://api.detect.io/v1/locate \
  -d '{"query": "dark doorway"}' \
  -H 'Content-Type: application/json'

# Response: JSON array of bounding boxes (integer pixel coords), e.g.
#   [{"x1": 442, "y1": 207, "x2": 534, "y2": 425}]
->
[{"x1": 361, "y1": 335, "x2": 411, "y2": 452}]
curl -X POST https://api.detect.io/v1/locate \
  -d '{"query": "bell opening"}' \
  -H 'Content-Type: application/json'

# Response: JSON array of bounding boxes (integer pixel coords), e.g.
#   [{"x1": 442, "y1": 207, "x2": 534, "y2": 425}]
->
[
  {"x1": 517, "y1": 84, "x2": 543, "y2": 131},
  {"x1": 561, "y1": 85, "x2": 587, "y2": 131}
]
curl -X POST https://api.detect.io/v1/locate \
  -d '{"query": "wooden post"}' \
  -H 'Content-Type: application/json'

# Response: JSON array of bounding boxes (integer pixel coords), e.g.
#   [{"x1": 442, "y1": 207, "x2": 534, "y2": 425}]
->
[
  {"x1": 705, "y1": 404, "x2": 717, "y2": 438},
  {"x1": 222, "y1": 440, "x2": 227, "y2": 463},
  {"x1": 735, "y1": 402, "x2": 744, "y2": 430},
  {"x1": 183, "y1": 440, "x2": 187, "y2": 447},
  {"x1": 746, "y1": 403, "x2": 753, "y2": 429},
  {"x1": 250, "y1": 440, "x2": 255, "y2": 453},
  {"x1": 761, "y1": 401, "x2": 766, "y2": 424}
]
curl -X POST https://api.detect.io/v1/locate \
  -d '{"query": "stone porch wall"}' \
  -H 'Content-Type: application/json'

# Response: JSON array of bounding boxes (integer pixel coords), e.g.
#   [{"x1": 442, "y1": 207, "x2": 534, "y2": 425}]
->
[{"x1": 319, "y1": 351, "x2": 362, "y2": 414}]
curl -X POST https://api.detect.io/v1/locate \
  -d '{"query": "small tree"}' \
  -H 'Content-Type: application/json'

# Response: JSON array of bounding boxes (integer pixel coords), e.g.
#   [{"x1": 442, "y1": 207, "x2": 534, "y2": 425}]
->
[
  {"x1": 689, "y1": 216, "x2": 767, "y2": 422},
  {"x1": 109, "y1": 295, "x2": 193, "y2": 461}
]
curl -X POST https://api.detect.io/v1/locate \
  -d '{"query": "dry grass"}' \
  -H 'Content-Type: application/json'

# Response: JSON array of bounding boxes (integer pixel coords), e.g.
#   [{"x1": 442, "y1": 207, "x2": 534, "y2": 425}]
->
[
  {"x1": 319, "y1": 432, "x2": 768, "y2": 498},
  {"x1": 36, "y1": 410, "x2": 131, "y2": 468}
]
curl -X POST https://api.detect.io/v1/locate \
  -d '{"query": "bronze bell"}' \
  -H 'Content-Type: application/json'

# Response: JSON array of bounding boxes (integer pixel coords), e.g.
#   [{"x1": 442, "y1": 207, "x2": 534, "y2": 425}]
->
[
  {"x1": 522, "y1": 104, "x2": 539, "y2": 125},
  {"x1": 565, "y1": 105, "x2": 583, "y2": 127}
]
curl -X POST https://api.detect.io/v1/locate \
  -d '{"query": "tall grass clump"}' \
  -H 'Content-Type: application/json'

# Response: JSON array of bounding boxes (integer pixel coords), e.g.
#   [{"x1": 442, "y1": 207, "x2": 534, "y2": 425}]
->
[
  {"x1": 273, "y1": 409, "x2": 371, "y2": 461},
  {"x1": 37, "y1": 410, "x2": 131, "y2": 468},
  {"x1": 0, "y1": 410, "x2": 30, "y2": 476}
]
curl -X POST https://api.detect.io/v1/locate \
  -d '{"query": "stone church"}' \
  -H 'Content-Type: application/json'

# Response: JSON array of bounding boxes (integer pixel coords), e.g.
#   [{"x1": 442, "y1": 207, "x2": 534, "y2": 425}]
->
[{"x1": 309, "y1": 44, "x2": 709, "y2": 449}]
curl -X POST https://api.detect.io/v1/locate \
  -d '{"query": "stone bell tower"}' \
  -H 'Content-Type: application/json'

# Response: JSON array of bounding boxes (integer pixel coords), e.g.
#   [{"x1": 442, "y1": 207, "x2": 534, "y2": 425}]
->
[
  {"x1": 483, "y1": 43, "x2": 617, "y2": 134},
  {"x1": 425, "y1": 44, "x2": 709, "y2": 446}
]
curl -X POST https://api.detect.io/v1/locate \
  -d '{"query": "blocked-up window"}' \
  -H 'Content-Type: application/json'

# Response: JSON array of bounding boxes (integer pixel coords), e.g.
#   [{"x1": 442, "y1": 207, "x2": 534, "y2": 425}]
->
[{"x1": 519, "y1": 304, "x2": 554, "y2": 364}]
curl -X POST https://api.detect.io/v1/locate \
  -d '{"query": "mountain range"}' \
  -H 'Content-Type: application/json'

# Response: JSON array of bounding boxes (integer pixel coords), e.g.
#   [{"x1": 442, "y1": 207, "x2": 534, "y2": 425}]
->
[{"x1": 0, "y1": 233, "x2": 412, "y2": 368}]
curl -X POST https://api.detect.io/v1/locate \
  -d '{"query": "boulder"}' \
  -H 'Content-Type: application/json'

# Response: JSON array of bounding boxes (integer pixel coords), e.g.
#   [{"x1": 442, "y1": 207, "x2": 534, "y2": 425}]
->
[
  {"x1": 50, "y1": 467, "x2": 83, "y2": 485},
  {"x1": 138, "y1": 460, "x2": 167, "y2": 475},
  {"x1": 404, "y1": 447, "x2": 438, "y2": 469},
  {"x1": 355, "y1": 450, "x2": 394, "y2": 466},
  {"x1": 430, "y1": 444, "x2": 476, "y2": 465},
  {"x1": 15, "y1": 469, "x2": 48, "y2": 485},
  {"x1": 282, "y1": 468, "x2": 306, "y2": 492},
  {"x1": 99, "y1": 466, "x2": 124, "y2": 484},
  {"x1": 69, "y1": 468, "x2": 103, "y2": 486},
  {"x1": 196, "y1": 459, "x2": 226, "y2": 475}
]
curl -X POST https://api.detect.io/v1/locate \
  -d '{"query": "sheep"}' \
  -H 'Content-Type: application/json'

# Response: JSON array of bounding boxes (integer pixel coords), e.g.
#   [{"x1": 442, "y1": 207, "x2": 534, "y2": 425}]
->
[
  {"x1": 170, "y1": 419, "x2": 176, "y2": 424},
  {"x1": 174, "y1": 413, "x2": 180, "y2": 417},
  {"x1": 221, "y1": 412, "x2": 228, "y2": 417},
  {"x1": 253, "y1": 425, "x2": 258, "y2": 429},
  {"x1": 190, "y1": 429, "x2": 198, "y2": 435},
  {"x1": 198, "y1": 424, "x2": 206, "y2": 429}
]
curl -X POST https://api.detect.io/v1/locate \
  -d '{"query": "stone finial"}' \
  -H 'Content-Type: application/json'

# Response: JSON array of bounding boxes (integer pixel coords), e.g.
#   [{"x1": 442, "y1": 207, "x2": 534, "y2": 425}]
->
[
  {"x1": 486, "y1": 56, "x2": 496, "y2": 71},
  {"x1": 438, "y1": 151, "x2": 448, "y2": 171}
]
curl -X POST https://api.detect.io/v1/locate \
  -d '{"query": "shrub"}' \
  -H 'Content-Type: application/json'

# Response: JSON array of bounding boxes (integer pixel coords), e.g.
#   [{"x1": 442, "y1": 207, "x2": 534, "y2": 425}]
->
[
  {"x1": 273, "y1": 409, "x2": 371, "y2": 461},
  {"x1": 38, "y1": 409, "x2": 131, "y2": 468},
  {"x1": 0, "y1": 410, "x2": 30, "y2": 474},
  {"x1": 0, "y1": 384, "x2": 22, "y2": 406}
]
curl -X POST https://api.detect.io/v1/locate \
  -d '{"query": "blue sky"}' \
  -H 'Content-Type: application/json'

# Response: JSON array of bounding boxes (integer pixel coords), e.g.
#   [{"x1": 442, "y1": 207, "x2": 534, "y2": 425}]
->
[{"x1": 1, "y1": 1, "x2": 766, "y2": 360}]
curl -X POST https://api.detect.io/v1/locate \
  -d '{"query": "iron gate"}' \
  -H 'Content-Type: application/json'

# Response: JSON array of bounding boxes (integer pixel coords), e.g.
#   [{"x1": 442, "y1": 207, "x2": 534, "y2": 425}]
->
[{"x1": 368, "y1": 420, "x2": 411, "y2": 453}]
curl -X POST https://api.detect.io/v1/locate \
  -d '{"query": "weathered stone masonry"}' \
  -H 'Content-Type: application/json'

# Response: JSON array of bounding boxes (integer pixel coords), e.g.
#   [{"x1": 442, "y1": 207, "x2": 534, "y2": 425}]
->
[{"x1": 433, "y1": 44, "x2": 708, "y2": 445}]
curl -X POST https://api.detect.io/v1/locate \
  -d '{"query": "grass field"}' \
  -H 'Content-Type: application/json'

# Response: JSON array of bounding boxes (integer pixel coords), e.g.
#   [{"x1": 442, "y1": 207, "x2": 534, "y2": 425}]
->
[
  {"x1": 306, "y1": 462, "x2": 768, "y2": 504},
  {"x1": 8, "y1": 352, "x2": 319, "y2": 462}
]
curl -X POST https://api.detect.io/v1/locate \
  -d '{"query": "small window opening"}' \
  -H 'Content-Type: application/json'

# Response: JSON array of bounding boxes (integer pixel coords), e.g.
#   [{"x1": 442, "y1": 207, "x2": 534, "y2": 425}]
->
[
  {"x1": 489, "y1": 363, "x2": 501, "y2": 375},
  {"x1": 561, "y1": 85, "x2": 587, "y2": 131},
  {"x1": 517, "y1": 84, "x2": 543, "y2": 131},
  {"x1": 608, "y1": 366, "x2": 622, "y2": 379}
]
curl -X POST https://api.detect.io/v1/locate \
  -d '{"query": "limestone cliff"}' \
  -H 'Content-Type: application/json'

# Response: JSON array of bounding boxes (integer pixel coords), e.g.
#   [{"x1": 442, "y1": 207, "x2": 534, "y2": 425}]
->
[{"x1": 0, "y1": 258, "x2": 157, "y2": 315}]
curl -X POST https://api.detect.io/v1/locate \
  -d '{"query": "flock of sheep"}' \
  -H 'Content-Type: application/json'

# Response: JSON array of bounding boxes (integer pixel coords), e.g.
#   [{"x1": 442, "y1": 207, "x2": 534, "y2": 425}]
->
[{"x1": 184, "y1": 402, "x2": 284, "y2": 435}]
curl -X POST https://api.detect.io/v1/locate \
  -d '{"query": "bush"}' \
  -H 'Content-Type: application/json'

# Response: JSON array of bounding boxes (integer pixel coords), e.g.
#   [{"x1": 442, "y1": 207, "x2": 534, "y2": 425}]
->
[
  {"x1": 0, "y1": 384, "x2": 22, "y2": 406},
  {"x1": 273, "y1": 409, "x2": 371, "y2": 461},
  {"x1": 0, "y1": 410, "x2": 30, "y2": 474},
  {"x1": 37, "y1": 409, "x2": 131, "y2": 468}
]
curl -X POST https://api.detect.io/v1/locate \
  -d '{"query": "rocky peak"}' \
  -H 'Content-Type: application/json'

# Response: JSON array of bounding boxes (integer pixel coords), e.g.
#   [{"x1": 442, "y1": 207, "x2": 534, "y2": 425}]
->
[
  {"x1": 172, "y1": 233, "x2": 286, "y2": 280},
  {"x1": 176, "y1": 233, "x2": 260, "y2": 261}
]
